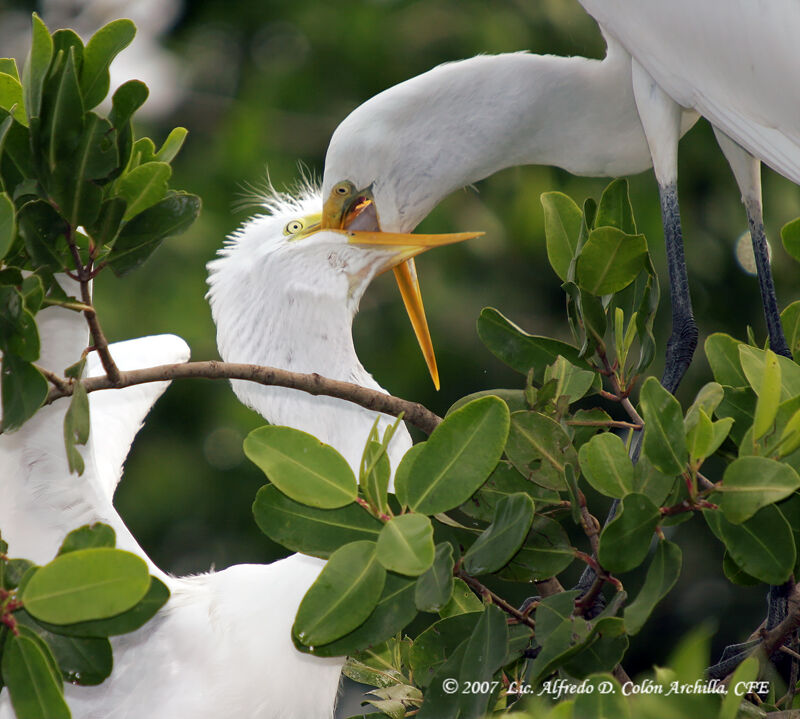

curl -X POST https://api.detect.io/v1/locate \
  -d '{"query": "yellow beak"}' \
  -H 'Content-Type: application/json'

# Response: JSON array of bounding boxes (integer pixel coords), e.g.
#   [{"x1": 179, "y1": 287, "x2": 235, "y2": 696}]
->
[{"x1": 322, "y1": 186, "x2": 481, "y2": 390}]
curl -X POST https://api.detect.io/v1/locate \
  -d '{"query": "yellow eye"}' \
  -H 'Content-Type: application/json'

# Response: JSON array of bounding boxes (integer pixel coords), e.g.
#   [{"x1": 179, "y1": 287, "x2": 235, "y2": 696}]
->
[
  {"x1": 284, "y1": 219, "x2": 304, "y2": 235},
  {"x1": 333, "y1": 181, "x2": 354, "y2": 196}
]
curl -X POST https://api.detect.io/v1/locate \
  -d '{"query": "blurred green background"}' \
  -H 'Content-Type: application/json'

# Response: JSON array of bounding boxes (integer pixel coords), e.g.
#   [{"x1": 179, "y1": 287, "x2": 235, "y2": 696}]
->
[{"x1": 5, "y1": 0, "x2": 800, "y2": 683}]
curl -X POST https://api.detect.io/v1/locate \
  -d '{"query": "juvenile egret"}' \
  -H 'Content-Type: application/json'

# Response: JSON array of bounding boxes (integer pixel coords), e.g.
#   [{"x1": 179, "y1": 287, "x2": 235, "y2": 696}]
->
[
  {"x1": 0, "y1": 287, "x2": 343, "y2": 719},
  {"x1": 322, "y1": 5, "x2": 798, "y2": 390}
]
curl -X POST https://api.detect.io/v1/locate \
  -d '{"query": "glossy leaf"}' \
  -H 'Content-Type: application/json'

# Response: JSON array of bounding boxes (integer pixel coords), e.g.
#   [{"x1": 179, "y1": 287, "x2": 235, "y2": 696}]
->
[
  {"x1": 58, "y1": 523, "x2": 114, "y2": 555},
  {"x1": 576, "y1": 226, "x2": 647, "y2": 295},
  {"x1": 598, "y1": 493, "x2": 661, "y2": 573},
  {"x1": 720, "y1": 457, "x2": 800, "y2": 523},
  {"x1": 705, "y1": 333, "x2": 747, "y2": 387},
  {"x1": 376, "y1": 514, "x2": 435, "y2": 576},
  {"x1": 80, "y1": 19, "x2": 136, "y2": 109},
  {"x1": 22, "y1": 548, "x2": 150, "y2": 624},
  {"x1": 716, "y1": 386, "x2": 756, "y2": 445},
  {"x1": 117, "y1": 161, "x2": 171, "y2": 220},
  {"x1": 498, "y1": 515, "x2": 574, "y2": 581},
  {"x1": 1, "y1": 354, "x2": 48, "y2": 432},
  {"x1": 402, "y1": 396, "x2": 509, "y2": 515},
  {"x1": 684, "y1": 382, "x2": 725, "y2": 432},
  {"x1": 447, "y1": 388, "x2": 527, "y2": 416},
  {"x1": 0, "y1": 191, "x2": 16, "y2": 260},
  {"x1": 739, "y1": 344, "x2": 800, "y2": 400},
  {"x1": 393, "y1": 442, "x2": 424, "y2": 508},
  {"x1": 476, "y1": 307, "x2": 589, "y2": 381},
  {"x1": 705, "y1": 504, "x2": 795, "y2": 584},
  {"x1": 457, "y1": 605, "x2": 508, "y2": 718},
  {"x1": 360, "y1": 439, "x2": 390, "y2": 515},
  {"x1": 439, "y1": 577, "x2": 483, "y2": 618},
  {"x1": 543, "y1": 355, "x2": 596, "y2": 404},
  {"x1": 640, "y1": 376, "x2": 687, "y2": 476},
  {"x1": 624, "y1": 540, "x2": 682, "y2": 634},
  {"x1": 0, "y1": 72, "x2": 25, "y2": 125},
  {"x1": 37, "y1": 576, "x2": 169, "y2": 638},
  {"x1": 154, "y1": 126, "x2": 188, "y2": 163},
  {"x1": 294, "y1": 541, "x2": 385, "y2": 647},
  {"x1": 1, "y1": 632, "x2": 69, "y2": 719},
  {"x1": 416, "y1": 641, "x2": 468, "y2": 719},
  {"x1": 595, "y1": 178, "x2": 636, "y2": 234},
  {"x1": 752, "y1": 349, "x2": 781, "y2": 439},
  {"x1": 578, "y1": 432, "x2": 634, "y2": 498},
  {"x1": 410, "y1": 613, "x2": 480, "y2": 687},
  {"x1": 505, "y1": 410, "x2": 577, "y2": 490},
  {"x1": 541, "y1": 191, "x2": 582, "y2": 282},
  {"x1": 108, "y1": 192, "x2": 200, "y2": 276},
  {"x1": 22, "y1": 14, "x2": 53, "y2": 120},
  {"x1": 244, "y1": 426, "x2": 357, "y2": 509},
  {"x1": 40, "y1": 46, "x2": 83, "y2": 174},
  {"x1": 310, "y1": 573, "x2": 416, "y2": 657},
  {"x1": 462, "y1": 493, "x2": 534, "y2": 575},
  {"x1": 415, "y1": 543, "x2": 454, "y2": 612},
  {"x1": 722, "y1": 552, "x2": 759, "y2": 586},
  {"x1": 780, "y1": 300, "x2": 800, "y2": 359},
  {"x1": 252, "y1": 484, "x2": 382, "y2": 558},
  {"x1": 781, "y1": 216, "x2": 800, "y2": 262},
  {"x1": 17, "y1": 199, "x2": 68, "y2": 270}
]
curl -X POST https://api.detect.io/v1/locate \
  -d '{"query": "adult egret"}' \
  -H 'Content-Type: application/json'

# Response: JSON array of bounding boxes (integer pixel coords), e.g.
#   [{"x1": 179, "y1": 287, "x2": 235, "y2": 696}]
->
[{"x1": 322, "y1": 7, "x2": 797, "y2": 391}]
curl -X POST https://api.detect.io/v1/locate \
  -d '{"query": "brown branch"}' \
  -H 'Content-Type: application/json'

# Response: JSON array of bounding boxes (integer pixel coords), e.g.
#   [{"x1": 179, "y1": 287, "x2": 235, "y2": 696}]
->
[
  {"x1": 567, "y1": 419, "x2": 643, "y2": 431},
  {"x1": 456, "y1": 570, "x2": 536, "y2": 630},
  {"x1": 34, "y1": 365, "x2": 70, "y2": 393},
  {"x1": 577, "y1": 490, "x2": 601, "y2": 556},
  {"x1": 42, "y1": 360, "x2": 443, "y2": 435}
]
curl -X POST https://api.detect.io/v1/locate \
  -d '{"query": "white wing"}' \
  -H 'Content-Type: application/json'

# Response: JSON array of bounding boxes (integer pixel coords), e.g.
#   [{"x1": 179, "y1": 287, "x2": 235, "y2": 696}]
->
[
  {"x1": 86, "y1": 334, "x2": 190, "y2": 501},
  {"x1": 580, "y1": 0, "x2": 800, "y2": 183}
]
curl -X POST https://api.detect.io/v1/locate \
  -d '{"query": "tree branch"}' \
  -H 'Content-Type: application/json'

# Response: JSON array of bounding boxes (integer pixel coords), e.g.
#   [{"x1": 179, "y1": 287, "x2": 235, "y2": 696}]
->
[
  {"x1": 42, "y1": 360, "x2": 443, "y2": 435},
  {"x1": 456, "y1": 570, "x2": 536, "y2": 630}
]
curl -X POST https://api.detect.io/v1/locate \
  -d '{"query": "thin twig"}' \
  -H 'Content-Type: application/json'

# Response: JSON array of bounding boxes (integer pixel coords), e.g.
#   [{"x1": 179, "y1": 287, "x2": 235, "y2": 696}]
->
[
  {"x1": 567, "y1": 419, "x2": 643, "y2": 431},
  {"x1": 40, "y1": 360, "x2": 443, "y2": 435},
  {"x1": 34, "y1": 365, "x2": 70, "y2": 393},
  {"x1": 457, "y1": 570, "x2": 536, "y2": 630}
]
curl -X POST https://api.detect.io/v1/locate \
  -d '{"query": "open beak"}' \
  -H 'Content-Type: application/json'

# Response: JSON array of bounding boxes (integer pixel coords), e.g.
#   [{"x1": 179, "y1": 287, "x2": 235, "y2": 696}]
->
[{"x1": 322, "y1": 185, "x2": 482, "y2": 390}]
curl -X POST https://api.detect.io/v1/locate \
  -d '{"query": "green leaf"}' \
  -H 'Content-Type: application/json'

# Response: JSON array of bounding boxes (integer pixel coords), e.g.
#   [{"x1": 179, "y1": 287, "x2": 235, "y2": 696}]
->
[
  {"x1": 563, "y1": 626, "x2": 629, "y2": 679},
  {"x1": 719, "y1": 657, "x2": 759, "y2": 719},
  {"x1": 780, "y1": 300, "x2": 800, "y2": 359},
  {"x1": 0, "y1": 72, "x2": 25, "y2": 125},
  {"x1": 576, "y1": 227, "x2": 647, "y2": 295},
  {"x1": 684, "y1": 382, "x2": 725, "y2": 431},
  {"x1": 402, "y1": 396, "x2": 509, "y2": 515},
  {"x1": 705, "y1": 333, "x2": 747, "y2": 387},
  {"x1": 476, "y1": 307, "x2": 589, "y2": 381},
  {"x1": 22, "y1": 547, "x2": 150, "y2": 624},
  {"x1": 108, "y1": 80, "x2": 148, "y2": 174},
  {"x1": 686, "y1": 408, "x2": 712, "y2": 462},
  {"x1": 598, "y1": 493, "x2": 661, "y2": 573},
  {"x1": 1, "y1": 632, "x2": 70, "y2": 719},
  {"x1": 595, "y1": 178, "x2": 636, "y2": 234},
  {"x1": 543, "y1": 355, "x2": 597, "y2": 404},
  {"x1": 498, "y1": 515, "x2": 574, "y2": 581},
  {"x1": 36, "y1": 576, "x2": 169, "y2": 638},
  {"x1": 623, "y1": 540, "x2": 682, "y2": 634},
  {"x1": 716, "y1": 386, "x2": 756, "y2": 445},
  {"x1": 252, "y1": 484, "x2": 382, "y2": 558},
  {"x1": 410, "y1": 613, "x2": 480, "y2": 687},
  {"x1": 505, "y1": 410, "x2": 577, "y2": 490},
  {"x1": 154, "y1": 126, "x2": 188, "y2": 163},
  {"x1": 394, "y1": 442, "x2": 424, "y2": 508},
  {"x1": 244, "y1": 426, "x2": 357, "y2": 509},
  {"x1": 107, "y1": 191, "x2": 200, "y2": 276},
  {"x1": 459, "y1": 461, "x2": 560, "y2": 522},
  {"x1": 781, "y1": 216, "x2": 800, "y2": 262},
  {"x1": 541, "y1": 191, "x2": 582, "y2": 282},
  {"x1": 309, "y1": 573, "x2": 416, "y2": 657},
  {"x1": 88, "y1": 197, "x2": 126, "y2": 247},
  {"x1": 22, "y1": 14, "x2": 53, "y2": 120},
  {"x1": 117, "y1": 161, "x2": 171, "y2": 220},
  {"x1": 439, "y1": 577, "x2": 483, "y2": 618},
  {"x1": 3, "y1": 559, "x2": 36, "y2": 590},
  {"x1": 293, "y1": 540, "x2": 385, "y2": 647},
  {"x1": 739, "y1": 344, "x2": 800, "y2": 400},
  {"x1": 16, "y1": 612, "x2": 112, "y2": 686},
  {"x1": 41, "y1": 46, "x2": 84, "y2": 174},
  {"x1": 58, "y1": 523, "x2": 115, "y2": 554},
  {"x1": 573, "y1": 675, "x2": 629, "y2": 719},
  {"x1": 63, "y1": 380, "x2": 90, "y2": 475},
  {"x1": 360, "y1": 439, "x2": 390, "y2": 515},
  {"x1": 0, "y1": 285, "x2": 40, "y2": 361},
  {"x1": 722, "y1": 551, "x2": 759, "y2": 586},
  {"x1": 705, "y1": 503, "x2": 795, "y2": 585},
  {"x1": 1, "y1": 354, "x2": 48, "y2": 432},
  {"x1": 462, "y1": 493, "x2": 534, "y2": 575},
  {"x1": 457, "y1": 605, "x2": 508, "y2": 718},
  {"x1": 416, "y1": 641, "x2": 468, "y2": 719},
  {"x1": 415, "y1": 543, "x2": 454, "y2": 612},
  {"x1": 80, "y1": 19, "x2": 136, "y2": 109},
  {"x1": 779, "y1": 405, "x2": 800, "y2": 457},
  {"x1": 0, "y1": 59, "x2": 20, "y2": 82},
  {"x1": 578, "y1": 432, "x2": 634, "y2": 498},
  {"x1": 17, "y1": 199, "x2": 69, "y2": 271},
  {"x1": 447, "y1": 388, "x2": 527, "y2": 416},
  {"x1": 719, "y1": 457, "x2": 800, "y2": 523},
  {"x1": 752, "y1": 349, "x2": 781, "y2": 440},
  {"x1": 640, "y1": 376, "x2": 687, "y2": 476},
  {"x1": 376, "y1": 514, "x2": 435, "y2": 576}
]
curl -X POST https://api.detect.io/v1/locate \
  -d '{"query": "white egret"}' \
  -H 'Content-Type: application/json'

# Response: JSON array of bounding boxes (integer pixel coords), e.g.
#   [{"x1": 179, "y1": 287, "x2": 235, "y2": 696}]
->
[{"x1": 322, "y1": 5, "x2": 798, "y2": 391}]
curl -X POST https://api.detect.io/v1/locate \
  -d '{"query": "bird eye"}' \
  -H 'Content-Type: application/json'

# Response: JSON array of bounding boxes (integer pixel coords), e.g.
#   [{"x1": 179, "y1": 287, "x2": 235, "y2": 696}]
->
[
  {"x1": 284, "y1": 219, "x2": 304, "y2": 235},
  {"x1": 333, "y1": 181, "x2": 354, "y2": 196}
]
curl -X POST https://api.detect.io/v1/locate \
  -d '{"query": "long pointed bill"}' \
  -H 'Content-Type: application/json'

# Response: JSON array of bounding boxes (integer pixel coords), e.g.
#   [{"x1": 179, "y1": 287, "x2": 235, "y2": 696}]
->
[{"x1": 346, "y1": 228, "x2": 483, "y2": 390}]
